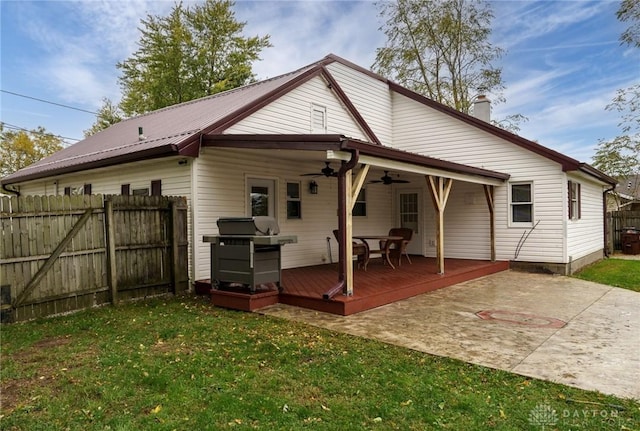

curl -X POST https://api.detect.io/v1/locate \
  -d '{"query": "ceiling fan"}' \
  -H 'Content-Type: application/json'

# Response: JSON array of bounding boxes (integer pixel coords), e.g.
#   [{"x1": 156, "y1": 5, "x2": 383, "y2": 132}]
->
[
  {"x1": 301, "y1": 162, "x2": 338, "y2": 177},
  {"x1": 369, "y1": 171, "x2": 410, "y2": 185}
]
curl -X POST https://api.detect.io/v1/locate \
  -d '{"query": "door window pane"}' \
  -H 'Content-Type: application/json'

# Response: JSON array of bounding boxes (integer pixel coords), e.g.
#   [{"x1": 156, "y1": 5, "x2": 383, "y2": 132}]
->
[{"x1": 251, "y1": 186, "x2": 269, "y2": 216}]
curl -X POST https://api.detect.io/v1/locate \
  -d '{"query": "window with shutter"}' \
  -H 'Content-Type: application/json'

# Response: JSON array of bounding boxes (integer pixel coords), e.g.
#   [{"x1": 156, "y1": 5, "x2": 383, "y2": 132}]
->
[
  {"x1": 568, "y1": 181, "x2": 581, "y2": 220},
  {"x1": 151, "y1": 180, "x2": 162, "y2": 196}
]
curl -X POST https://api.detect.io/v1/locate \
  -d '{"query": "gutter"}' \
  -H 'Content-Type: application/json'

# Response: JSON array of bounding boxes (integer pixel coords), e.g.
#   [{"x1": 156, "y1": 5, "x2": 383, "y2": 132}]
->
[{"x1": 2, "y1": 183, "x2": 20, "y2": 196}]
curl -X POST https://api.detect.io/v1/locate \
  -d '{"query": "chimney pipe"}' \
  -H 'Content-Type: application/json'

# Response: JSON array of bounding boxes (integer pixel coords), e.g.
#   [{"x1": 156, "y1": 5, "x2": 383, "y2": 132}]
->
[
  {"x1": 138, "y1": 126, "x2": 146, "y2": 141},
  {"x1": 473, "y1": 95, "x2": 491, "y2": 123}
]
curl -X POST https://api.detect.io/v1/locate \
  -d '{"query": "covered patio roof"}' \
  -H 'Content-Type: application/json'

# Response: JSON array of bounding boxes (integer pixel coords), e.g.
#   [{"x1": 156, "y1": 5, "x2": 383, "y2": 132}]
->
[{"x1": 201, "y1": 133, "x2": 510, "y2": 186}]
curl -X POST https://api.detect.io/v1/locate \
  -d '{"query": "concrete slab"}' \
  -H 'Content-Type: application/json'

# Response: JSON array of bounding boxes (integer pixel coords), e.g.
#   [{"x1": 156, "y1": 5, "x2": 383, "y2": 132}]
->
[{"x1": 260, "y1": 270, "x2": 640, "y2": 400}]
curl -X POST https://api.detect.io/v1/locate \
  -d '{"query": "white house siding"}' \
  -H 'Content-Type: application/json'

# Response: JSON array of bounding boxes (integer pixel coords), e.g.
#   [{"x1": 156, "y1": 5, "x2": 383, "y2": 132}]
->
[
  {"x1": 391, "y1": 92, "x2": 568, "y2": 263},
  {"x1": 193, "y1": 147, "x2": 393, "y2": 281},
  {"x1": 13, "y1": 157, "x2": 195, "y2": 281},
  {"x1": 226, "y1": 75, "x2": 367, "y2": 140},
  {"x1": 325, "y1": 62, "x2": 394, "y2": 145},
  {"x1": 566, "y1": 174, "x2": 605, "y2": 260},
  {"x1": 15, "y1": 157, "x2": 192, "y2": 199}
]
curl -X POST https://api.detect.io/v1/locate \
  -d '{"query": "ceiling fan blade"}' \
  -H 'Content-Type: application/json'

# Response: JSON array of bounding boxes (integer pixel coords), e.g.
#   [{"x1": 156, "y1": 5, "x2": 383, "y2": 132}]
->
[
  {"x1": 301, "y1": 162, "x2": 336, "y2": 177},
  {"x1": 391, "y1": 179, "x2": 410, "y2": 183}
]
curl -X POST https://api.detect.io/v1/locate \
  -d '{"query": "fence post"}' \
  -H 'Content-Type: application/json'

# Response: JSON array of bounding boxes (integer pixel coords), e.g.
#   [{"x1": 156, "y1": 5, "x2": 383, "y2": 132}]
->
[
  {"x1": 170, "y1": 200, "x2": 179, "y2": 294},
  {"x1": 104, "y1": 198, "x2": 118, "y2": 305}
]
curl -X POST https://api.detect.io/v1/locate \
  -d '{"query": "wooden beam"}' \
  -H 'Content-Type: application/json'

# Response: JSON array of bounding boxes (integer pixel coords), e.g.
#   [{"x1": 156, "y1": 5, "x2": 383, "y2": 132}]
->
[
  {"x1": 169, "y1": 200, "x2": 180, "y2": 294},
  {"x1": 345, "y1": 170, "x2": 354, "y2": 295},
  {"x1": 483, "y1": 185, "x2": 496, "y2": 262},
  {"x1": 427, "y1": 176, "x2": 453, "y2": 274},
  {"x1": 350, "y1": 165, "x2": 369, "y2": 211},
  {"x1": 104, "y1": 199, "x2": 118, "y2": 305}
]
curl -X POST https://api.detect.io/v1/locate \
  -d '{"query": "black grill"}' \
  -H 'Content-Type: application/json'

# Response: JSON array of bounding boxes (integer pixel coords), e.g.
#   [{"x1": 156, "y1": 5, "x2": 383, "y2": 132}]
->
[{"x1": 203, "y1": 217, "x2": 297, "y2": 292}]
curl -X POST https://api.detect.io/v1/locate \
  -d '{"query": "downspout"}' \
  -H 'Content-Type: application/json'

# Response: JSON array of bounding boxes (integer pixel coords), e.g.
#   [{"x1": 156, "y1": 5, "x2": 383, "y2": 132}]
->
[
  {"x1": 2, "y1": 183, "x2": 20, "y2": 196},
  {"x1": 603, "y1": 184, "x2": 616, "y2": 257},
  {"x1": 323, "y1": 149, "x2": 359, "y2": 300}
]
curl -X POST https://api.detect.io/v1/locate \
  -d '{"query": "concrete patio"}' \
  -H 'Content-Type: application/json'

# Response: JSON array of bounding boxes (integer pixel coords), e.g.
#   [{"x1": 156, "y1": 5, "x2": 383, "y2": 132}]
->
[{"x1": 260, "y1": 270, "x2": 640, "y2": 400}]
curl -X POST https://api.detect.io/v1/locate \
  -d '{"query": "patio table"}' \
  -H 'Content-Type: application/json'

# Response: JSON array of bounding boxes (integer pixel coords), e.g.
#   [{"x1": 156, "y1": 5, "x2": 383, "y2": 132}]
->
[{"x1": 353, "y1": 235, "x2": 403, "y2": 269}]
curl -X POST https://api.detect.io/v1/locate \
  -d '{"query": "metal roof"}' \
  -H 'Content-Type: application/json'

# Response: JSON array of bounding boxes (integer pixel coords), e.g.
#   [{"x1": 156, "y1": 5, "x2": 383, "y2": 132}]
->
[{"x1": 1, "y1": 53, "x2": 616, "y2": 187}]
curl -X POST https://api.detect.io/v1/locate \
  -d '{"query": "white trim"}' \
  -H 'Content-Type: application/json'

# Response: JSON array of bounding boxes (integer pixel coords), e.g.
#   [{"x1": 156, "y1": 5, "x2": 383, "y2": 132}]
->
[
  {"x1": 326, "y1": 150, "x2": 504, "y2": 186},
  {"x1": 311, "y1": 103, "x2": 327, "y2": 133},
  {"x1": 508, "y1": 181, "x2": 534, "y2": 228},
  {"x1": 246, "y1": 176, "x2": 277, "y2": 218}
]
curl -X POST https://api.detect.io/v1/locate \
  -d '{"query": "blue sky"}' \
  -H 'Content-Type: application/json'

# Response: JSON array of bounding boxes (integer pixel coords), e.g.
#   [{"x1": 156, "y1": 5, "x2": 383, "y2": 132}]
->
[{"x1": 1, "y1": 0, "x2": 637, "y2": 163}]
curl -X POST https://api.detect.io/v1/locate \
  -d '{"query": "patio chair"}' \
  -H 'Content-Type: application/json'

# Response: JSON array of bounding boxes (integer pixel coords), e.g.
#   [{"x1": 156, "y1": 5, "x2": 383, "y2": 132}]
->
[
  {"x1": 333, "y1": 230, "x2": 369, "y2": 270},
  {"x1": 379, "y1": 228, "x2": 413, "y2": 266}
]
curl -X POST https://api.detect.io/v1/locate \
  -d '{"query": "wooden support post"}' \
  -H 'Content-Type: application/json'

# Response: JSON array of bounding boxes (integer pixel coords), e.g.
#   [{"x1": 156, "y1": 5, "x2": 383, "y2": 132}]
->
[
  {"x1": 483, "y1": 185, "x2": 496, "y2": 262},
  {"x1": 104, "y1": 199, "x2": 118, "y2": 306},
  {"x1": 427, "y1": 176, "x2": 453, "y2": 274},
  {"x1": 344, "y1": 170, "x2": 354, "y2": 296},
  {"x1": 169, "y1": 200, "x2": 180, "y2": 294}
]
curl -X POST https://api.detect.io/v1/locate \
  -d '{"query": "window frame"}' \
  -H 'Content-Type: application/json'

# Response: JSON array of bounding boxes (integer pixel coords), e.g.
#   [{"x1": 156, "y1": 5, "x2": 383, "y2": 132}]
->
[
  {"x1": 509, "y1": 181, "x2": 534, "y2": 227},
  {"x1": 246, "y1": 177, "x2": 276, "y2": 218},
  {"x1": 353, "y1": 188, "x2": 367, "y2": 217},
  {"x1": 568, "y1": 180, "x2": 581, "y2": 220},
  {"x1": 285, "y1": 181, "x2": 302, "y2": 220},
  {"x1": 311, "y1": 103, "x2": 327, "y2": 133}
]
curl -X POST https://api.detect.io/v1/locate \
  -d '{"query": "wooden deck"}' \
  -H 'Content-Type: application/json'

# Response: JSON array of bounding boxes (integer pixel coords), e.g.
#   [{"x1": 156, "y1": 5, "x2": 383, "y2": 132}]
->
[{"x1": 201, "y1": 256, "x2": 509, "y2": 316}]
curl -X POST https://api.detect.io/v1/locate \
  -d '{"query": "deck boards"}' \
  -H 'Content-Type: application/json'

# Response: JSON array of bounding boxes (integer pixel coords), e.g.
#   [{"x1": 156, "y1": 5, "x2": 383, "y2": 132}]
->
[
  {"x1": 279, "y1": 257, "x2": 509, "y2": 315},
  {"x1": 203, "y1": 256, "x2": 509, "y2": 315}
]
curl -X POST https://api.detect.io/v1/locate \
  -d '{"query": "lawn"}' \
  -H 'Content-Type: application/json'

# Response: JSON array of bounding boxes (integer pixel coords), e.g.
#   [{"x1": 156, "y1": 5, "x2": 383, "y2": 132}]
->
[
  {"x1": 1, "y1": 296, "x2": 638, "y2": 430},
  {"x1": 573, "y1": 258, "x2": 640, "y2": 292}
]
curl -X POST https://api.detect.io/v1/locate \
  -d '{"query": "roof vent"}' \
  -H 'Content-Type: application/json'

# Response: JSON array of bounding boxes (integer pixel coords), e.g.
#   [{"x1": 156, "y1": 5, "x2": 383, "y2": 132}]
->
[
  {"x1": 138, "y1": 126, "x2": 146, "y2": 141},
  {"x1": 472, "y1": 95, "x2": 491, "y2": 123}
]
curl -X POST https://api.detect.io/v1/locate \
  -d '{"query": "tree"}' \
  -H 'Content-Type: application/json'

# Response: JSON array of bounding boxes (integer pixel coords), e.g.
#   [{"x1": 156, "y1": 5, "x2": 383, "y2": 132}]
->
[
  {"x1": 84, "y1": 97, "x2": 124, "y2": 137},
  {"x1": 117, "y1": 0, "x2": 271, "y2": 116},
  {"x1": 373, "y1": 0, "x2": 504, "y2": 114},
  {"x1": 0, "y1": 124, "x2": 63, "y2": 178},
  {"x1": 618, "y1": 0, "x2": 640, "y2": 48},
  {"x1": 592, "y1": 0, "x2": 639, "y2": 201}
]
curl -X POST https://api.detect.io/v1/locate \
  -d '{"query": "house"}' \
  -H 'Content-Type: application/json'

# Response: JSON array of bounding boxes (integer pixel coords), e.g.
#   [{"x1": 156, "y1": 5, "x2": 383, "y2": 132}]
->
[
  {"x1": 1, "y1": 54, "x2": 616, "y2": 299},
  {"x1": 609, "y1": 174, "x2": 640, "y2": 211}
]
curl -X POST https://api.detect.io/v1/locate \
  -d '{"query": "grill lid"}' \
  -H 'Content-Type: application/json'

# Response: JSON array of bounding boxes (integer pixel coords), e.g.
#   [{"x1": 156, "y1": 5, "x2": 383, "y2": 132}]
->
[{"x1": 217, "y1": 216, "x2": 280, "y2": 236}]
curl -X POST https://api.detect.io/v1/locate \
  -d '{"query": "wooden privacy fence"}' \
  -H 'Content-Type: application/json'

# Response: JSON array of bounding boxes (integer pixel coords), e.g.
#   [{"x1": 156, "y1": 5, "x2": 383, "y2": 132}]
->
[
  {"x1": 607, "y1": 210, "x2": 640, "y2": 252},
  {"x1": 0, "y1": 194, "x2": 188, "y2": 323}
]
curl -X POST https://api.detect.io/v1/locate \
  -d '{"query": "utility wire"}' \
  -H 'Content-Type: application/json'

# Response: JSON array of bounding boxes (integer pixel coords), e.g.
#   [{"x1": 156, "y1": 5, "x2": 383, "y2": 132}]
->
[
  {"x1": 1, "y1": 89, "x2": 99, "y2": 115},
  {"x1": 2, "y1": 122, "x2": 81, "y2": 143}
]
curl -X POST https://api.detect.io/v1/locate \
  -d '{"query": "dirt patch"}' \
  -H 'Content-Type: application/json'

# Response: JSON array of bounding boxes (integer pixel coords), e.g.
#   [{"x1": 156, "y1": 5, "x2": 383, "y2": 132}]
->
[{"x1": 2, "y1": 336, "x2": 90, "y2": 415}]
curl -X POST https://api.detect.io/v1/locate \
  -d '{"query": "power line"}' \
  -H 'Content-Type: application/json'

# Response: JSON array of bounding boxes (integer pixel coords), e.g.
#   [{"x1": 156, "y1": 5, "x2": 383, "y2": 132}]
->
[
  {"x1": 1, "y1": 89, "x2": 99, "y2": 115},
  {"x1": 2, "y1": 122, "x2": 81, "y2": 143}
]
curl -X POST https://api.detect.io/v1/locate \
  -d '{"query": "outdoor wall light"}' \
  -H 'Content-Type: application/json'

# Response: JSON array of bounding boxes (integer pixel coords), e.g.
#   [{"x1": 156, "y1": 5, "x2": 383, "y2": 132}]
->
[{"x1": 309, "y1": 180, "x2": 318, "y2": 195}]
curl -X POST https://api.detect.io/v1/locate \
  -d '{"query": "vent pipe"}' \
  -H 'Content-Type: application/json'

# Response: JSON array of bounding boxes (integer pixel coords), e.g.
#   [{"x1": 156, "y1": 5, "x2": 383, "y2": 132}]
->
[{"x1": 138, "y1": 126, "x2": 146, "y2": 140}]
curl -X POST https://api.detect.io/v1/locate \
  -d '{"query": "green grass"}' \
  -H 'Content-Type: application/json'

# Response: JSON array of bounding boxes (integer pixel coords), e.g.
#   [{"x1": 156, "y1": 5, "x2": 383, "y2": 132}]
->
[
  {"x1": 1, "y1": 296, "x2": 639, "y2": 430},
  {"x1": 574, "y1": 258, "x2": 640, "y2": 291}
]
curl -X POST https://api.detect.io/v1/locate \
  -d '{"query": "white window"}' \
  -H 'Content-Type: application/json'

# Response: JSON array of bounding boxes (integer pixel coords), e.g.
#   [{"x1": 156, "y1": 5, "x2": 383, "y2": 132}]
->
[
  {"x1": 568, "y1": 180, "x2": 581, "y2": 220},
  {"x1": 286, "y1": 182, "x2": 301, "y2": 219},
  {"x1": 247, "y1": 178, "x2": 275, "y2": 217},
  {"x1": 510, "y1": 182, "x2": 533, "y2": 225},
  {"x1": 353, "y1": 188, "x2": 367, "y2": 217},
  {"x1": 311, "y1": 104, "x2": 327, "y2": 133}
]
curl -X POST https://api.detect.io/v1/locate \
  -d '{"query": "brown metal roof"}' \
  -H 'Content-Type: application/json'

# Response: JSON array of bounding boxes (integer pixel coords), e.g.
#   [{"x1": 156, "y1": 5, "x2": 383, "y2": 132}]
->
[
  {"x1": 2, "y1": 53, "x2": 615, "y2": 187},
  {"x1": 1, "y1": 60, "x2": 325, "y2": 184}
]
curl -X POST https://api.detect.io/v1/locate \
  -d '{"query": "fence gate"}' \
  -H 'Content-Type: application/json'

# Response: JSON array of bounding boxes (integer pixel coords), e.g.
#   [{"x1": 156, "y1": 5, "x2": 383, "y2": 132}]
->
[
  {"x1": 607, "y1": 211, "x2": 640, "y2": 252},
  {"x1": 0, "y1": 194, "x2": 188, "y2": 322}
]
